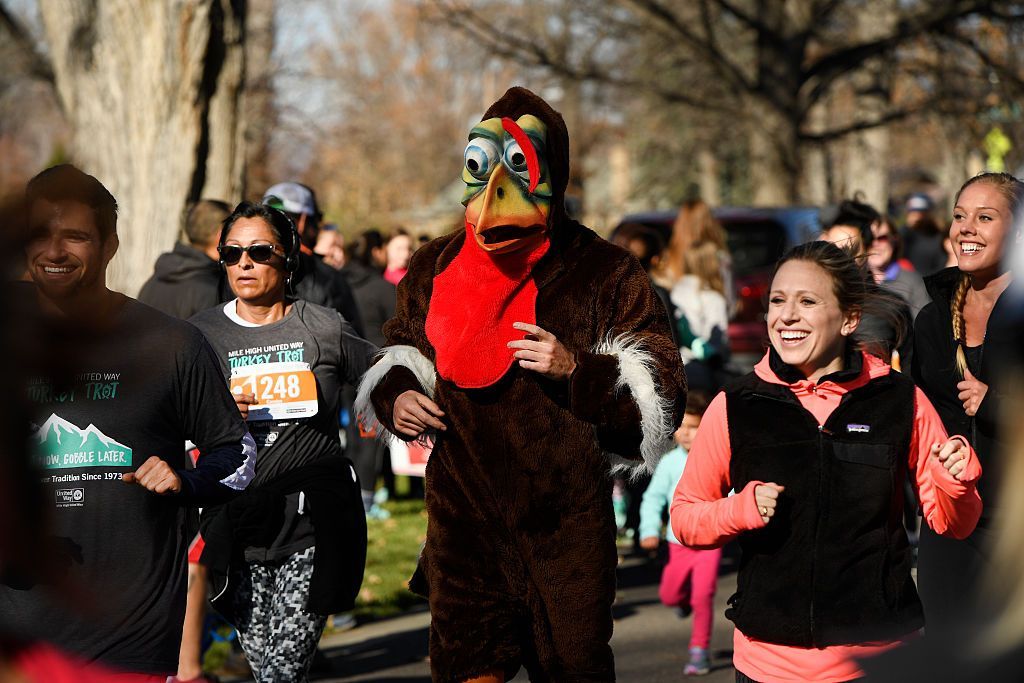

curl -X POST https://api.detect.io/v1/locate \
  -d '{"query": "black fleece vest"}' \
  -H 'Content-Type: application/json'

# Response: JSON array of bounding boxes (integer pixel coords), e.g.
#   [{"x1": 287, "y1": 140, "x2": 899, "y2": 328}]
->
[{"x1": 724, "y1": 368, "x2": 923, "y2": 647}]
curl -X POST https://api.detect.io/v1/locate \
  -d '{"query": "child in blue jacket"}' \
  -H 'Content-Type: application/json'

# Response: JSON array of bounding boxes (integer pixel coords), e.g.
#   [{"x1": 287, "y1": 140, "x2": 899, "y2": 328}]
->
[{"x1": 639, "y1": 391, "x2": 719, "y2": 676}]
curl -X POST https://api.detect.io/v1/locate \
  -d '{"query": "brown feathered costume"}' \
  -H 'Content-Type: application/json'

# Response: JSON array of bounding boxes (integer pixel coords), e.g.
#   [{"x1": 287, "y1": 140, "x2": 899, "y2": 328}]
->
[{"x1": 356, "y1": 87, "x2": 685, "y2": 682}]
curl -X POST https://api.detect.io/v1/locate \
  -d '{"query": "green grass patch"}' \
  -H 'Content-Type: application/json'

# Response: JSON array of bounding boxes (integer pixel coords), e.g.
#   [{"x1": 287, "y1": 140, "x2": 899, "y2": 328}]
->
[{"x1": 350, "y1": 498, "x2": 428, "y2": 622}]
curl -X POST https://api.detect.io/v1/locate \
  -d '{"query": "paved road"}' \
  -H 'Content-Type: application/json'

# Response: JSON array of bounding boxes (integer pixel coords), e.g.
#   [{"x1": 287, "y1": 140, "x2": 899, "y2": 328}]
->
[{"x1": 311, "y1": 546, "x2": 743, "y2": 682}]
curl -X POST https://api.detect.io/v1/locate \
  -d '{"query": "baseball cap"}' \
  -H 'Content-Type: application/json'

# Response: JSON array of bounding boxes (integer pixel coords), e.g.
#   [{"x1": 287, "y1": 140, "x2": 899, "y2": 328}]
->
[
  {"x1": 905, "y1": 192, "x2": 933, "y2": 213},
  {"x1": 263, "y1": 182, "x2": 318, "y2": 216}
]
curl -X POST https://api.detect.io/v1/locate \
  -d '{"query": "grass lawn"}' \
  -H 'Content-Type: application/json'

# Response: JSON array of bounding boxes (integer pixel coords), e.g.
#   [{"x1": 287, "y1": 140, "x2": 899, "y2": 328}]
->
[{"x1": 350, "y1": 497, "x2": 429, "y2": 622}]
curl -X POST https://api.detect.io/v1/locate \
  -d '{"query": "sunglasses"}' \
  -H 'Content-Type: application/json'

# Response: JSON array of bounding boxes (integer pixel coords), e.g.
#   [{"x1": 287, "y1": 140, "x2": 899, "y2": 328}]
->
[{"x1": 218, "y1": 244, "x2": 284, "y2": 265}]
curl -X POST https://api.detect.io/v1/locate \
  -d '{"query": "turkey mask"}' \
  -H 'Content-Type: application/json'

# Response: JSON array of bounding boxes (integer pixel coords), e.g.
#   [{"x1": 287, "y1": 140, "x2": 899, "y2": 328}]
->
[{"x1": 461, "y1": 115, "x2": 552, "y2": 254}]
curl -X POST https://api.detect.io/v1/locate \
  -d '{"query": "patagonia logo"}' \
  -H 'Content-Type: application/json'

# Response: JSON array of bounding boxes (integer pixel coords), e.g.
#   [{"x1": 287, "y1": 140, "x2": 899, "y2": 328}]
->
[{"x1": 847, "y1": 424, "x2": 871, "y2": 433}]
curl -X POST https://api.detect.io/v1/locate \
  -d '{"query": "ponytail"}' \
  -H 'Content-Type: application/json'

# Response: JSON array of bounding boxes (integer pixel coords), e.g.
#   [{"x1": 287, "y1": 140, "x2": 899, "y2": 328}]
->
[{"x1": 951, "y1": 271, "x2": 971, "y2": 377}]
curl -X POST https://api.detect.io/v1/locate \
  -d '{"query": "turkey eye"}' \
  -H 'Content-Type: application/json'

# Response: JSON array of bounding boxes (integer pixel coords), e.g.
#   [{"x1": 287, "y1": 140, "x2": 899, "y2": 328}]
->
[
  {"x1": 503, "y1": 140, "x2": 531, "y2": 182},
  {"x1": 464, "y1": 138, "x2": 501, "y2": 180}
]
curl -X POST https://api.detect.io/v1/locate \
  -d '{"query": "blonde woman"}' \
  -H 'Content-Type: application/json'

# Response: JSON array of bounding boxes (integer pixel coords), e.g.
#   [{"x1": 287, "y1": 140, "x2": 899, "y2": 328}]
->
[
  {"x1": 670, "y1": 241, "x2": 730, "y2": 391},
  {"x1": 660, "y1": 200, "x2": 734, "y2": 310},
  {"x1": 860, "y1": 301, "x2": 1024, "y2": 681},
  {"x1": 911, "y1": 172, "x2": 1023, "y2": 635}
]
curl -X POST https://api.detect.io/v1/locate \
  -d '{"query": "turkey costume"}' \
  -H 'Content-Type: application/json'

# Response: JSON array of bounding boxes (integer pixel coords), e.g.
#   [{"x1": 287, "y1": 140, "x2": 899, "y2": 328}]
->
[{"x1": 356, "y1": 87, "x2": 686, "y2": 682}]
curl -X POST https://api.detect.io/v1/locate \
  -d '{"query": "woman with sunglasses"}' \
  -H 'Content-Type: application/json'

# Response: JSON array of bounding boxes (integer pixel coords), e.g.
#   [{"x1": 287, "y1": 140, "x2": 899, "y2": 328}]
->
[
  {"x1": 189, "y1": 201, "x2": 376, "y2": 683},
  {"x1": 868, "y1": 216, "x2": 930, "y2": 321}
]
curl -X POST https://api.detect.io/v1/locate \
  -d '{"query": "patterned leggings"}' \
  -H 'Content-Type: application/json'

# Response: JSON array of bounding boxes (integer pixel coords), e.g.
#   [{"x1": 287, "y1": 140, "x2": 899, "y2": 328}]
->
[{"x1": 231, "y1": 546, "x2": 327, "y2": 683}]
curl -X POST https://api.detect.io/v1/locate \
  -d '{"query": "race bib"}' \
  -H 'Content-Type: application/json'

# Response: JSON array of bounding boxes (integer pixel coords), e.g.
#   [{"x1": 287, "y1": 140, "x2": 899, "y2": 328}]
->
[{"x1": 230, "y1": 361, "x2": 319, "y2": 421}]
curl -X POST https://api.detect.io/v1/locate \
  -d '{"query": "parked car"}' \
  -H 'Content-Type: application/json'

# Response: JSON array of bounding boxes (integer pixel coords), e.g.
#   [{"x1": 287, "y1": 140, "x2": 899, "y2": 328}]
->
[{"x1": 613, "y1": 207, "x2": 823, "y2": 368}]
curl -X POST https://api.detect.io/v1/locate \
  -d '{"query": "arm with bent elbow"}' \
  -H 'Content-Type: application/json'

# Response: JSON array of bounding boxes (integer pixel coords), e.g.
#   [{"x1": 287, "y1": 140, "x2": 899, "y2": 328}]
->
[
  {"x1": 669, "y1": 393, "x2": 768, "y2": 549},
  {"x1": 911, "y1": 388, "x2": 982, "y2": 539}
]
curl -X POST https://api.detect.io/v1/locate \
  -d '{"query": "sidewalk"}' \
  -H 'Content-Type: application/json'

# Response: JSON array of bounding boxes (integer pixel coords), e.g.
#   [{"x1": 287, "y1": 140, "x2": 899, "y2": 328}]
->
[{"x1": 309, "y1": 552, "x2": 739, "y2": 682}]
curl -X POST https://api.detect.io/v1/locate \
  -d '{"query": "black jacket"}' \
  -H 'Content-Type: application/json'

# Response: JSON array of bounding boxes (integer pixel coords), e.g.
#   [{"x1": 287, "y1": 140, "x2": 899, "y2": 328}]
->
[
  {"x1": 200, "y1": 457, "x2": 367, "y2": 620},
  {"x1": 902, "y1": 229, "x2": 948, "y2": 277},
  {"x1": 912, "y1": 267, "x2": 1013, "y2": 516},
  {"x1": 339, "y1": 260, "x2": 396, "y2": 347},
  {"x1": 294, "y1": 252, "x2": 367, "y2": 338},
  {"x1": 724, "y1": 351, "x2": 922, "y2": 647},
  {"x1": 138, "y1": 243, "x2": 226, "y2": 319}
]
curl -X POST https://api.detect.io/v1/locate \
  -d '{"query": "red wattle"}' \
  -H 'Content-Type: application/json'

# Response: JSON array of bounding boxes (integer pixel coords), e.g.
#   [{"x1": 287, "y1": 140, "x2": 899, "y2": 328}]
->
[{"x1": 425, "y1": 220, "x2": 549, "y2": 389}]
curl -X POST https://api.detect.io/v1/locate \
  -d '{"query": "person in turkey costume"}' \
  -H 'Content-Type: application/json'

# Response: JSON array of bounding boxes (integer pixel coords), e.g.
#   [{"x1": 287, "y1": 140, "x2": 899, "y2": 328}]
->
[{"x1": 356, "y1": 87, "x2": 686, "y2": 682}]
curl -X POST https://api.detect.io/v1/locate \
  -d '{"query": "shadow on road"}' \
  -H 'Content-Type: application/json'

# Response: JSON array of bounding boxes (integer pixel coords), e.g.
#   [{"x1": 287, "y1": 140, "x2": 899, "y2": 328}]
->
[{"x1": 317, "y1": 625, "x2": 430, "y2": 681}]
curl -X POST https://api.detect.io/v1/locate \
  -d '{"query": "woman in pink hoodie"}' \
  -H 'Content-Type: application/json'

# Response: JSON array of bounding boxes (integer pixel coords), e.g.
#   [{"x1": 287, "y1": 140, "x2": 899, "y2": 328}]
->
[{"x1": 670, "y1": 241, "x2": 982, "y2": 683}]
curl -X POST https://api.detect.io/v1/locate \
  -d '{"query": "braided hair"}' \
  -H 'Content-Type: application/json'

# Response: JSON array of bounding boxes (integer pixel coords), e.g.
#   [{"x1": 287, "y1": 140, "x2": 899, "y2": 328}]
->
[{"x1": 950, "y1": 172, "x2": 1024, "y2": 377}]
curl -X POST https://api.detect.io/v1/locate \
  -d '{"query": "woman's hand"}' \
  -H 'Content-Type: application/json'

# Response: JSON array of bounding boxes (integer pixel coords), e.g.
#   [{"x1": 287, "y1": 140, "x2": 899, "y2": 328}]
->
[
  {"x1": 932, "y1": 439, "x2": 971, "y2": 481},
  {"x1": 754, "y1": 482, "x2": 785, "y2": 524},
  {"x1": 233, "y1": 391, "x2": 257, "y2": 420},
  {"x1": 393, "y1": 390, "x2": 446, "y2": 439},
  {"x1": 508, "y1": 322, "x2": 577, "y2": 380},
  {"x1": 956, "y1": 367, "x2": 988, "y2": 417}
]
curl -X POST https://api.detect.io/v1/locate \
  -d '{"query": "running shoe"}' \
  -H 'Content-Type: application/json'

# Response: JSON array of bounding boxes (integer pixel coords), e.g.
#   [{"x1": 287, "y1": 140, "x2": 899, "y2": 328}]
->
[{"x1": 684, "y1": 646, "x2": 710, "y2": 676}]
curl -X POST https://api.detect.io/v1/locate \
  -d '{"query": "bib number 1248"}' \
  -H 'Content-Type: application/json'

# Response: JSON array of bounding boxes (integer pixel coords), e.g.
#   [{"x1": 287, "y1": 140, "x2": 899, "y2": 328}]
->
[{"x1": 229, "y1": 361, "x2": 319, "y2": 421}]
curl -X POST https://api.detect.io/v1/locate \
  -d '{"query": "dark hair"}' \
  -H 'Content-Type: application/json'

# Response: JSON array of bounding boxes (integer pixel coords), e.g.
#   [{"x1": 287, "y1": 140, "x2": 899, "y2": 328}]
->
[
  {"x1": 219, "y1": 201, "x2": 299, "y2": 271},
  {"x1": 911, "y1": 214, "x2": 943, "y2": 238},
  {"x1": 880, "y1": 215, "x2": 904, "y2": 261},
  {"x1": 949, "y1": 172, "x2": 1024, "y2": 376},
  {"x1": 184, "y1": 199, "x2": 231, "y2": 247},
  {"x1": 347, "y1": 229, "x2": 386, "y2": 268},
  {"x1": 829, "y1": 197, "x2": 881, "y2": 252},
  {"x1": 684, "y1": 389, "x2": 711, "y2": 417},
  {"x1": 613, "y1": 222, "x2": 666, "y2": 272},
  {"x1": 776, "y1": 241, "x2": 908, "y2": 356},
  {"x1": 25, "y1": 164, "x2": 118, "y2": 241},
  {"x1": 387, "y1": 227, "x2": 410, "y2": 243}
]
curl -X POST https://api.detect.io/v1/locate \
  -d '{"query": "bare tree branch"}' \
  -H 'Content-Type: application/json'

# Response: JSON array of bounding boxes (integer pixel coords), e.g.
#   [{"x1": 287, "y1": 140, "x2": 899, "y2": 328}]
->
[
  {"x1": 800, "y1": 94, "x2": 981, "y2": 143},
  {"x1": 943, "y1": 27, "x2": 1024, "y2": 91},
  {"x1": 625, "y1": 0, "x2": 754, "y2": 93},
  {"x1": 809, "y1": 0, "x2": 845, "y2": 26},
  {"x1": 714, "y1": 0, "x2": 769, "y2": 33},
  {"x1": 430, "y1": 0, "x2": 738, "y2": 112},
  {"x1": 0, "y1": 2, "x2": 54, "y2": 83},
  {"x1": 803, "y1": 0, "x2": 1002, "y2": 100}
]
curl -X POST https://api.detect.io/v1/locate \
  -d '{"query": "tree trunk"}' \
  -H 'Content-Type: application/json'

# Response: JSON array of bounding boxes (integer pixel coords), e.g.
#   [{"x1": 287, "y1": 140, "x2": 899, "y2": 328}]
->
[
  {"x1": 697, "y1": 146, "x2": 721, "y2": 206},
  {"x1": 241, "y1": 0, "x2": 274, "y2": 198},
  {"x1": 38, "y1": 0, "x2": 246, "y2": 295},
  {"x1": 799, "y1": 100, "x2": 829, "y2": 205},
  {"x1": 840, "y1": 1, "x2": 895, "y2": 211},
  {"x1": 843, "y1": 123, "x2": 889, "y2": 209},
  {"x1": 750, "y1": 2, "x2": 802, "y2": 205},
  {"x1": 749, "y1": 106, "x2": 799, "y2": 205}
]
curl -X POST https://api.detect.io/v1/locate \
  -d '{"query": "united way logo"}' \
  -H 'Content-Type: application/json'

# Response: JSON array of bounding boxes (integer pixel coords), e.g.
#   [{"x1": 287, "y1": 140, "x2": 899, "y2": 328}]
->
[{"x1": 55, "y1": 488, "x2": 85, "y2": 508}]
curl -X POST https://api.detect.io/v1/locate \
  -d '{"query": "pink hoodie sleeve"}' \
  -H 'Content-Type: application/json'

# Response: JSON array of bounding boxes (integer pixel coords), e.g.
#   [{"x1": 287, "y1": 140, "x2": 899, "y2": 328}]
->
[
  {"x1": 910, "y1": 387, "x2": 982, "y2": 539},
  {"x1": 670, "y1": 392, "x2": 767, "y2": 549}
]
